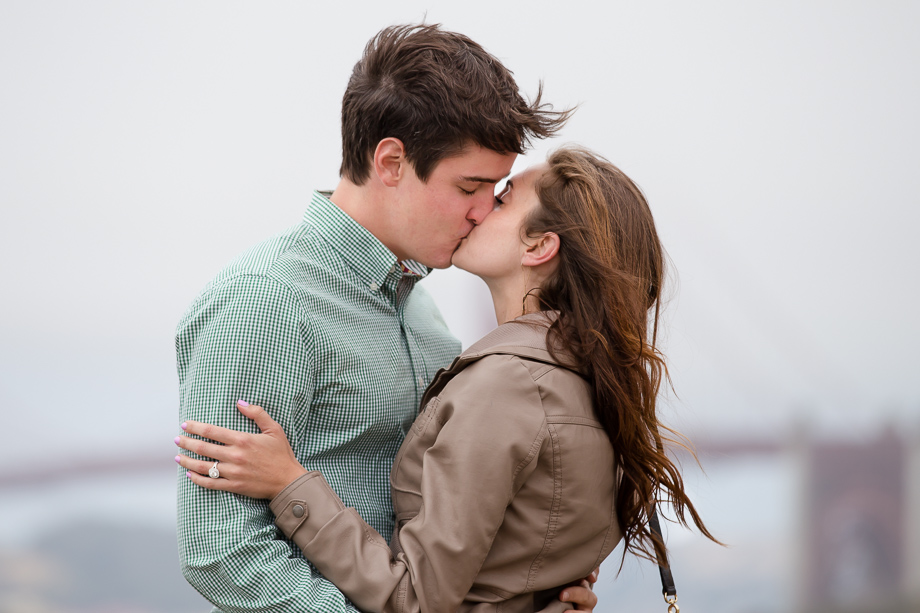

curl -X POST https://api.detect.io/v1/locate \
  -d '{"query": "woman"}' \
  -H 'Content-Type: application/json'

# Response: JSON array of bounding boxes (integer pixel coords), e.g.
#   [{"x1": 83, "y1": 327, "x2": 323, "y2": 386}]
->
[{"x1": 176, "y1": 146, "x2": 717, "y2": 612}]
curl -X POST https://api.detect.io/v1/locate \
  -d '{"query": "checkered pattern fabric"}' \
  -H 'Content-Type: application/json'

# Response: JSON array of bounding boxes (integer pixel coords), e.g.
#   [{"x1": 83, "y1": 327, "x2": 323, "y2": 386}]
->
[{"x1": 176, "y1": 191, "x2": 461, "y2": 612}]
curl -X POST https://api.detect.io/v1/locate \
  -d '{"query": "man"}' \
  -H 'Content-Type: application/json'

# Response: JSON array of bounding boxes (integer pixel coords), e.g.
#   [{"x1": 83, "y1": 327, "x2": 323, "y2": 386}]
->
[{"x1": 176, "y1": 24, "x2": 594, "y2": 611}]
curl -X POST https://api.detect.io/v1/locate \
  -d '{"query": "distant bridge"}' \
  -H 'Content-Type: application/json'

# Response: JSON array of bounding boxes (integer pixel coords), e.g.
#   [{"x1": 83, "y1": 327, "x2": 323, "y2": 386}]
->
[{"x1": 0, "y1": 437, "x2": 788, "y2": 489}]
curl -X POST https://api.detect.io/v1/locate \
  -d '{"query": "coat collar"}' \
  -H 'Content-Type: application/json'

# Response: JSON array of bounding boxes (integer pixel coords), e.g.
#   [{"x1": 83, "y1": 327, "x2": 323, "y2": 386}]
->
[
  {"x1": 461, "y1": 312, "x2": 570, "y2": 365},
  {"x1": 420, "y1": 312, "x2": 583, "y2": 408}
]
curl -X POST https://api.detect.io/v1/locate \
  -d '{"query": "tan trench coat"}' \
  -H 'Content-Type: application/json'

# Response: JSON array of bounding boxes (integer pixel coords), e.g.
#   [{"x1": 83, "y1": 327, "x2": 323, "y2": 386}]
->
[{"x1": 270, "y1": 313, "x2": 621, "y2": 612}]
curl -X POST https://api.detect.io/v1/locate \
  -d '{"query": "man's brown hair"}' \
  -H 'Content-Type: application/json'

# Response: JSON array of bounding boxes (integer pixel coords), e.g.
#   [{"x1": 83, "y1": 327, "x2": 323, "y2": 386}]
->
[{"x1": 340, "y1": 24, "x2": 572, "y2": 184}]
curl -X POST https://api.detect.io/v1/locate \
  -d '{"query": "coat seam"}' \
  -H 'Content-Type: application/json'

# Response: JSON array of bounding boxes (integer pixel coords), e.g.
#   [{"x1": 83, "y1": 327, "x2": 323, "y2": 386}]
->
[{"x1": 525, "y1": 422, "x2": 563, "y2": 591}]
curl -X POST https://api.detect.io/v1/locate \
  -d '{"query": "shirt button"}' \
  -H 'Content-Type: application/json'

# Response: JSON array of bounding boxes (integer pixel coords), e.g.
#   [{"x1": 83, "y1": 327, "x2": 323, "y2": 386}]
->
[
  {"x1": 417, "y1": 376, "x2": 425, "y2": 387},
  {"x1": 369, "y1": 282, "x2": 379, "y2": 291},
  {"x1": 292, "y1": 504, "x2": 305, "y2": 518}
]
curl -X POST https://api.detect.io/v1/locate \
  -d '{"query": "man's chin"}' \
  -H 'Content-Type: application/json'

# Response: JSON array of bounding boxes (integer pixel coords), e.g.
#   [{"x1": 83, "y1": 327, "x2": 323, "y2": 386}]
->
[
  {"x1": 438, "y1": 239, "x2": 468, "y2": 269},
  {"x1": 421, "y1": 252, "x2": 454, "y2": 270}
]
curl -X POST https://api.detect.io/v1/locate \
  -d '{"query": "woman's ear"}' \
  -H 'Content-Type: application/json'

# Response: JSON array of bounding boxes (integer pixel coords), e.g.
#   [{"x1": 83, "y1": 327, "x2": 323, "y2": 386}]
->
[
  {"x1": 522, "y1": 232, "x2": 560, "y2": 268},
  {"x1": 374, "y1": 138, "x2": 407, "y2": 187}
]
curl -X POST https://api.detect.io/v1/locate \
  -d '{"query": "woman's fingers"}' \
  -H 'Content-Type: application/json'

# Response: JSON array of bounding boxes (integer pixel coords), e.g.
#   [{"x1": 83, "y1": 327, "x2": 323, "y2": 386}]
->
[
  {"x1": 176, "y1": 453, "x2": 240, "y2": 492},
  {"x1": 175, "y1": 434, "x2": 225, "y2": 461},
  {"x1": 184, "y1": 466, "x2": 232, "y2": 492},
  {"x1": 181, "y1": 419, "x2": 239, "y2": 444},
  {"x1": 175, "y1": 453, "x2": 218, "y2": 477},
  {"x1": 236, "y1": 400, "x2": 280, "y2": 434}
]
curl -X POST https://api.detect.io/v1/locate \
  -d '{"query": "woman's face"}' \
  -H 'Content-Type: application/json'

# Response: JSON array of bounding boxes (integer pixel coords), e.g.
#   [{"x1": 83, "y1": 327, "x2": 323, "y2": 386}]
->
[{"x1": 451, "y1": 163, "x2": 548, "y2": 282}]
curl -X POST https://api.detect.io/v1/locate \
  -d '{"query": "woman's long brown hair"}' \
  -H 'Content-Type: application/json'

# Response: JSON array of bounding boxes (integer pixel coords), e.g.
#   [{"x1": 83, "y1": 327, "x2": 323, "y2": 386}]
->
[{"x1": 527, "y1": 146, "x2": 719, "y2": 563}]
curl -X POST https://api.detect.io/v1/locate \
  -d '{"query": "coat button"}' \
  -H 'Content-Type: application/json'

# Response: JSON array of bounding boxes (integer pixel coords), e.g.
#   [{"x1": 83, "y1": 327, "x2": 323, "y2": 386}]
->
[{"x1": 292, "y1": 504, "x2": 305, "y2": 518}]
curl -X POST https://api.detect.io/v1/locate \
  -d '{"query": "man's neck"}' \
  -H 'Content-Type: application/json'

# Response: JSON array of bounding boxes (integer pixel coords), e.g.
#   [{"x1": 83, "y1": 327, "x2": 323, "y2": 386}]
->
[{"x1": 328, "y1": 178, "x2": 406, "y2": 261}]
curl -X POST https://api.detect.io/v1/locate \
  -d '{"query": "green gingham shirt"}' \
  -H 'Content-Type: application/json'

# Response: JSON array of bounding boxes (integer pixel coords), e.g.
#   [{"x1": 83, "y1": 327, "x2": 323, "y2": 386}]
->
[{"x1": 176, "y1": 191, "x2": 461, "y2": 612}]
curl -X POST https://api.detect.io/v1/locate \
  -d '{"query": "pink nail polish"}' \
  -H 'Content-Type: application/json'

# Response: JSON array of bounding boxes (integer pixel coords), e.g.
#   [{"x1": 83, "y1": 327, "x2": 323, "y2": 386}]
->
[
  {"x1": 238, "y1": 399, "x2": 250, "y2": 407},
  {"x1": 181, "y1": 422, "x2": 187, "y2": 430},
  {"x1": 174, "y1": 436, "x2": 181, "y2": 445},
  {"x1": 186, "y1": 471, "x2": 192, "y2": 478},
  {"x1": 175, "y1": 455, "x2": 181, "y2": 464}
]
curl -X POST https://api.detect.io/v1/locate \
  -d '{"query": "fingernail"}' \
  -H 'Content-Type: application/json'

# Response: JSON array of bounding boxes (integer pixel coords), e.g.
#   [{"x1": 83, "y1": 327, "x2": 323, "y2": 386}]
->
[
  {"x1": 186, "y1": 471, "x2": 192, "y2": 478},
  {"x1": 238, "y1": 399, "x2": 250, "y2": 407},
  {"x1": 174, "y1": 455, "x2": 181, "y2": 464},
  {"x1": 174, "y1": 436, "x2": 181, "y2": 445},
  {"x1": 181, "y1": 422, "x2": 187, "y2": 430},
  {"x1": 560, "y1": 592, "x2": 569, "y2": 601}
]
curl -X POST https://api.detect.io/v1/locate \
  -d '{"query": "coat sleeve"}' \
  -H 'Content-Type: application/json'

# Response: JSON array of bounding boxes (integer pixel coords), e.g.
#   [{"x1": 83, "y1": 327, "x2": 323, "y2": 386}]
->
[{"x1": 269, "y1": 355, "x2": 549, "y2": 612}]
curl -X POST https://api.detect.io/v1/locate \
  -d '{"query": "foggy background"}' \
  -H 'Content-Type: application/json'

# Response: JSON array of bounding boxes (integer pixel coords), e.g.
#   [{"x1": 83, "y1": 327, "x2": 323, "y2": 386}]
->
[{"x1": 1, "y1": 1, "x2": 918, "y2": 611}]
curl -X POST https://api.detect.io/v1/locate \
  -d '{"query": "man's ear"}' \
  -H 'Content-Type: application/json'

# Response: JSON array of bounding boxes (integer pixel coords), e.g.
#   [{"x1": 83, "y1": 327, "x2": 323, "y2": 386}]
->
[
  {"x1": 374, "y1": 138, "x2": 407, "y2": 187},
  {"x1": 522, "y1": 232, "x2": 560, "y2": 267}
]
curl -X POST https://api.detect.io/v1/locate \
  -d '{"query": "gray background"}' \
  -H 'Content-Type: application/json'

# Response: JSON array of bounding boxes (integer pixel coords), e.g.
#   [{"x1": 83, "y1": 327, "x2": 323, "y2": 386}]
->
[{"x1": 1, "y1": 1, "x2": 917, "y2": 611}]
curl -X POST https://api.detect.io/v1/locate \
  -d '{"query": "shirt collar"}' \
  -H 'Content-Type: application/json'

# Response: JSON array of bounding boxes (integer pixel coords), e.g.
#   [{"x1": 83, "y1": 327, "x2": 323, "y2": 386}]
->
[
  {"x1": 304, "y1": 191, "x2": 430, "y2": 287},
  {"x1": 399, "y1": 260, "x2": 429, "y2": 278}
]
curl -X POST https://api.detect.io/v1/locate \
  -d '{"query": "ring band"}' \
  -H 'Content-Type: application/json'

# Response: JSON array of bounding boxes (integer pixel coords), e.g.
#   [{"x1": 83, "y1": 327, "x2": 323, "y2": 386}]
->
[{"x1": 209, "y1": 461, "x2": 220, "y2": 479}]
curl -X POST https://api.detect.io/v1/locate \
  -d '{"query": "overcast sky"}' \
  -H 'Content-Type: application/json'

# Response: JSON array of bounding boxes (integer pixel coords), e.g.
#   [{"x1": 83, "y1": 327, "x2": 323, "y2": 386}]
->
[{"x1": 1, "y1": 1, "x2": 918, "y2": 470}]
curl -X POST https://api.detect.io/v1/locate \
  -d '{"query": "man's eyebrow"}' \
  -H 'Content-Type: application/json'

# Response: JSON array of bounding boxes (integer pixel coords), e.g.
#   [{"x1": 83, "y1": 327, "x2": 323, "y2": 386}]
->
[{"x1": 458, "y1": 174, "x2": 509, "y2": 184}]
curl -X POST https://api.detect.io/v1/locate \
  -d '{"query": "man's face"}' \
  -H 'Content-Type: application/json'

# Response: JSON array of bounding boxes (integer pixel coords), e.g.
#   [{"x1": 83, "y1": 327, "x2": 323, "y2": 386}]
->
[{"x1": 391, "y1": 145, "x2": 517, "y2": 269}]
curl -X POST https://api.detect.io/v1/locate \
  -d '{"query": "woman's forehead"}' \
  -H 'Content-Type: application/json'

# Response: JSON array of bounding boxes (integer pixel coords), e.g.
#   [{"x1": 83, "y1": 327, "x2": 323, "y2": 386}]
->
[{"x1": 510, "y1": 162, "x2": 549, "y2": 187}]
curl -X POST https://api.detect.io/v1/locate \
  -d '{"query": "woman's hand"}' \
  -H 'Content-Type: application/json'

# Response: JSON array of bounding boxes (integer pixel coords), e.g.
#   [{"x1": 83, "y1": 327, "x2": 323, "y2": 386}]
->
[{"x1": 175, "y1": 400, "x2": 307, "y2": 500}]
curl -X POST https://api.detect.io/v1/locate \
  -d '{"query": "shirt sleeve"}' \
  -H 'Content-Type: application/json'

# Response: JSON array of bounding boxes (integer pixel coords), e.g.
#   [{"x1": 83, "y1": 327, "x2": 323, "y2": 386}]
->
[
  {"x1": 175, "y1": 274, "x2": 358, "y2": 613},
  {"x1": 269, "y1": 355, "x2": 548, "y2": 613}
]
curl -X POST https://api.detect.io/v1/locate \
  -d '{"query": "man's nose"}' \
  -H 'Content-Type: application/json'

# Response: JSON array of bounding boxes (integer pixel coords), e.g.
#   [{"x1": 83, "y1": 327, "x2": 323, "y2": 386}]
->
[{"x1": 467, "y1": 193, "x2": 495, "y2": 226}]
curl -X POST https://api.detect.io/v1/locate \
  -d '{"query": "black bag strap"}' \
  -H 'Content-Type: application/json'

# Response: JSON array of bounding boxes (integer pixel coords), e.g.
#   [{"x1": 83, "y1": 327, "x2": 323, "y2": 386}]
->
[{"x1": 649, "y1": 509, "x2": 679, "y2": 612}]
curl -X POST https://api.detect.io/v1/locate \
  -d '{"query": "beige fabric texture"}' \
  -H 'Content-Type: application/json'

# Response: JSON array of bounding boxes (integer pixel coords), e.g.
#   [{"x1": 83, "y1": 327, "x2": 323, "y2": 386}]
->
[{"x1": 271, "y1": 313, "x2": 621, "y2": 612}]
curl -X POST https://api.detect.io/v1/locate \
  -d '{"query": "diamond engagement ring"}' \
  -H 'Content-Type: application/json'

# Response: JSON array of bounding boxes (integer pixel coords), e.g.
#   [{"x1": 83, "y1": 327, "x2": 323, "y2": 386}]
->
[{"x1": 209, "y1": 461, "x2": 220, "y2": 479}]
